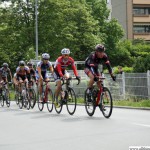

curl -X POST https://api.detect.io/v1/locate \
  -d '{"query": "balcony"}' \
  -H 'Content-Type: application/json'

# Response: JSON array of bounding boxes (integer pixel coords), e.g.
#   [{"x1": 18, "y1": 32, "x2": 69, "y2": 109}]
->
[
  {"x1": 133, "y1": 0, "x2": 150, "y2": 5},
  {"x1": 133, "y1": 15, "x2": 150, "y2": 22},
  {"x1": 134, "y1": 33, "x2": 150, "y2": 40}
]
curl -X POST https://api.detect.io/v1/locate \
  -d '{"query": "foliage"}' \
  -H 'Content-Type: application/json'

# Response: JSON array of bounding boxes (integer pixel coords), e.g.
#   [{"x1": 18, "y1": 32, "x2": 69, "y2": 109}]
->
[
  {"x1": 1, "y1": 0, "x2": 149, "y2": 73},
  {"x1": 133, "y1": 54, "x2": 150, "y2": 72}
]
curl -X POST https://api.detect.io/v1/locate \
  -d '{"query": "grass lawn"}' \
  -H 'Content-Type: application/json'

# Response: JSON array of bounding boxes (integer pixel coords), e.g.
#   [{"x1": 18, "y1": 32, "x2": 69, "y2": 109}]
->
[{"x1": 77, "y1": 97, "x2": 150, "y2": 108}]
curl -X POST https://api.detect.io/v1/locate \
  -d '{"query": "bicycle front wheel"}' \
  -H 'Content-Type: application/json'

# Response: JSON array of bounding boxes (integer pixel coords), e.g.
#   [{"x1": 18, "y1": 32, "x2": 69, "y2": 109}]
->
[
  {"x1": 5, "y1": 89, "x2": 10, "y2": 107},
  {"x1": 84, "y1": 88, "x2": 96, "y2": 116},
  {"x1": 99, "y1": 87, "x2": 113, "y2": 118},
  {"x1": 37, "y1": 93, "x2": 44, "y2": 111},
  {"x1": 66, "y1": 88, "x2": 77, "y2": 115},
  {"x1": 28, "y1": 89, "x2": 36, "y2": 109},
  {"x1": 0, "y1": 95, "x2": 4, "y2": 107},
  {"x1": 15, "y1": 91, "x2": 19, "y2": 105},
  {"x1": 47, "y1": 89, "x2": 53, "y2": 112},
  {"x1": 18, "y1": 94, "x2": 23, "y2": 109},
  {"x1": 54, "y1": 93, "x2": 63, "y2": 114}
]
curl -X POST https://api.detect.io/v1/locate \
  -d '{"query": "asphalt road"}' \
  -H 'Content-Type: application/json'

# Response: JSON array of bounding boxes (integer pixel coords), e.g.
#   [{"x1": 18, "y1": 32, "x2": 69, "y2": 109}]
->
[{"x1": 0, "y1": 102, "x2": 150, "y2": 150}]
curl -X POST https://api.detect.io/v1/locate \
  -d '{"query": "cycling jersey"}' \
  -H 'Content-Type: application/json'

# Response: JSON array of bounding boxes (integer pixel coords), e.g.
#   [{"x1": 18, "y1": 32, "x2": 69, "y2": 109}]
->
[
  {"x1": 36, "y1": 61, "x2": 52, "y2": 80},
  {"x1": 84, "y1": 52, "x2": 112, "y2": 75},
  {"x1": 16, "y1": 66, "x2": 30, "y2": 81},
  {"x1": 36, "y1": 61, "x2": 52, "y2": 72},
  {"x1": 54, "y1": 56, "x2": 78, "y2": 77},
  {"x1": 0, "y1": 67, "x2": 11, "y2": 78}
]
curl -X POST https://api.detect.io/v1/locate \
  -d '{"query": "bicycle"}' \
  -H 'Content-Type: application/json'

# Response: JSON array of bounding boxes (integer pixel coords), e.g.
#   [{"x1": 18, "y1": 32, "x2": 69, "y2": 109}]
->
[
  {"x1": 54, "y1": 77, "x2": 80, "y2": 115},
  {"x1": 84, "y1": 77, "x2": 113, "y2": 118},
  {"x1": 0, "y1": 82, "x2": 11, "y2": 107},
  {"x1": 16, "y1": 81, "x2": 31, "y2": 110},
  {"x1": 28, "y1": 80, "x2": 36, "y2": 109},
  {"x1": 37, "y1": 80, "x2": 53, "y2": 112}
]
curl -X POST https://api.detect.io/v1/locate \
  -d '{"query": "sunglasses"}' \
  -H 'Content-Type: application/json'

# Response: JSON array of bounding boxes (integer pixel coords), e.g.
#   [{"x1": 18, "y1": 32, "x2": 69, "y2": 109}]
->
[{"x1": 44, "y1": 59, "x2": 49, "y2": 60}]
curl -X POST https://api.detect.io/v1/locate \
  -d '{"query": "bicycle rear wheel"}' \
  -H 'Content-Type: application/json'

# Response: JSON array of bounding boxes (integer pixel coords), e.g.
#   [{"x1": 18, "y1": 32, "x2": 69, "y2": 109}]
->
[
  {"x1": 66, "y1": 88, "x2": 77, "y2": 115},
  {"x1": 84, "y1": 88, "x2": 96, "y2": 116},
  {"x1": 54, "y1": 93, "x2": 63, "y2": 114},
  {"x1": 37, "y1": 93, "x2": 44, "y2": 111},
  {"x1": 47, "y1": 89, "x2": 53, "y2": 112},
  {"x1": 28, "y1": 89, "x2": 36, "y2": 109},
  {"x1": 99, "y1": 87, "x2": 113, "y2": 118}
]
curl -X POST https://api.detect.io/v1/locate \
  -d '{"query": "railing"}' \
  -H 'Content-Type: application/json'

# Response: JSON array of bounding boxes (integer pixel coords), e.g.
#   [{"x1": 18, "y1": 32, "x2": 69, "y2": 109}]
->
[{"x1": 49, "y1": 70, "x2": 150, "y2": 100}]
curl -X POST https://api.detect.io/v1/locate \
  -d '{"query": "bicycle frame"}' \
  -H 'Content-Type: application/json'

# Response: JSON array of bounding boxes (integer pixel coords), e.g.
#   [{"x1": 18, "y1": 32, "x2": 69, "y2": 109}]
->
[
  {"x1": 95, "y1": 78, "x2": 105, "y2": 106},
  {"x1": 41, "y1": 81, "x2": 50, "y2": 103}
]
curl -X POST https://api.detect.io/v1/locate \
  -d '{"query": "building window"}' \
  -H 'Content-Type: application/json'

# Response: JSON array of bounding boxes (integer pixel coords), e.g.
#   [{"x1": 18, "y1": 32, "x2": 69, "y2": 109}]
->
[
  {"x1": 133, "y1": 25, "x2": 150, "y2": 33},
  {"x1": 133, "y1": 7, "x2": 150, "y2": 15}
]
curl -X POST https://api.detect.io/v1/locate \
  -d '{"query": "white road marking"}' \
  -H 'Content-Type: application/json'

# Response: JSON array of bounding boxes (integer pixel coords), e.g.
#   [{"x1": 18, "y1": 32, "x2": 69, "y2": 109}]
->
[{"x1": 133, "y1": 123, "x2": 150, "y2": 128}]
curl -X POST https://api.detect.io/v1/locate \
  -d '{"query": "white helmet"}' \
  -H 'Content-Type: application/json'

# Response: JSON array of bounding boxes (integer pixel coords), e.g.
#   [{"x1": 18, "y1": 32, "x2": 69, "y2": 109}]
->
[
  {"x1": 42, "y1": 53, "x2": 50, "y2": 59},
  {"x1": 61, "y1": 48, "x2": 70, "y2": 55}
]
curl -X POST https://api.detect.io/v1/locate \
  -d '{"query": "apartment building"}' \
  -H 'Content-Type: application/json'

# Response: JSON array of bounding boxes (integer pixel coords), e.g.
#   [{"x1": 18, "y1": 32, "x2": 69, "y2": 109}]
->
[{"x1": 111, "y1": 0, "x2": 150, "y2": 41}]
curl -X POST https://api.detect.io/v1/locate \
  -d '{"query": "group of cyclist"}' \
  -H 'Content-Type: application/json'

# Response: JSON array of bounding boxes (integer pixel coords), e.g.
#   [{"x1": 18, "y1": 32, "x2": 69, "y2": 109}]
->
[{"x1": 0, "y1": 44, "x2": 116, "y2": 108}]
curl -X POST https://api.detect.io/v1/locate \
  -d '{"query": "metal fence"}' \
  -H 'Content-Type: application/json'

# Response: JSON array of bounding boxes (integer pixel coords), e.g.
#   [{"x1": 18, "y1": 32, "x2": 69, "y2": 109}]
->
[{"x1": 54, "y1": 70, "x2": 150, "y2": 100}]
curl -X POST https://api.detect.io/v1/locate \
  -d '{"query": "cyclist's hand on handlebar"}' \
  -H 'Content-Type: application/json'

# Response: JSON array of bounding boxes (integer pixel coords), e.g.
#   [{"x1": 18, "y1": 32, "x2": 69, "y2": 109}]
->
[
  {"x1": 111, "y1": 74, "x2": 116, "y2": 81},
  {"x1": 76, "y1": 76, "x2": 81, "y2": 81}
]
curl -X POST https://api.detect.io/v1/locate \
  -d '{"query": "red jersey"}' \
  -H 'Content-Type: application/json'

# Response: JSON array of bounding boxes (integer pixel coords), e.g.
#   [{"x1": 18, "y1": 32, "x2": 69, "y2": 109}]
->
[{"x1": 54, "y1": 56, "x2": 78, "y2": 77}]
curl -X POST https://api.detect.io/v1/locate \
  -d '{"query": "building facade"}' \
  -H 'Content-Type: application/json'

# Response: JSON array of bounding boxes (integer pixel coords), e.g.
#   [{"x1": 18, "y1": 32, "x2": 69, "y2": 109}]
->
[{"x1": 111, "y1": 0, "x2": 150, "y2": 41}]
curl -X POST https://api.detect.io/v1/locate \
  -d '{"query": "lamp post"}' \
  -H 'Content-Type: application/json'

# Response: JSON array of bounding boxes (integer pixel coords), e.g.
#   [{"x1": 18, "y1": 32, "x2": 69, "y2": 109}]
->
[{"x1": 35, "y1": 0, "x2": 38, "y2": 60}]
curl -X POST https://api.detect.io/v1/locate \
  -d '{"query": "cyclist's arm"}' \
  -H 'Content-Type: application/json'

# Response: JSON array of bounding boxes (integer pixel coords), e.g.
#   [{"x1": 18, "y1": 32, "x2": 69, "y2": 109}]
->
[
  {"x1": 37, "y1": 66, "x2": 43, "y2": 78},
  {"x1": 49, "y1": 66, "x2": 54, "y2": 74},
  {"x1": 105, "y1": 61, "x2": 112, "y2": 75},
  {"x1": 56, "y1": 63, "x2": 63, "y2": 77},
  {"x1": 70, "y1": 58, "x2": 78, "y2": 76},
  {"x1": 8, "y1": 69, "x2": 13, "y2": 81}
]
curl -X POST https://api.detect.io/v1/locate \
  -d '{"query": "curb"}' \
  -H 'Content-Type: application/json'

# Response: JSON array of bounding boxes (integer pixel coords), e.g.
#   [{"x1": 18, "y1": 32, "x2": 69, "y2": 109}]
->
[
  {"x1": 76, "y1": 103, "x2": 150, "y2": 110},
  {"x1": 113, "y1": 105, "x2": 150, "y2": 111}
]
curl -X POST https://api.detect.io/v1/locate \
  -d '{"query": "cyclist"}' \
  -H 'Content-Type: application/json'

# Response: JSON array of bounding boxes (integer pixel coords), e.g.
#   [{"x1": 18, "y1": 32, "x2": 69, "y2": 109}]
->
[
  {"x1": 84, "y1": 44, "x2": 116, "y2": 101},
  {"x1": 27, "y1": 62, "x2": 36, "y2": 84},
  {"x1": 16, "y1": 61, "x2": 30, "y2": 91},
  {"x1": 53, "y1": 48, "x2": 80, "y2": 107},
  {"x1": 36, "y1": 53, "x2": 53, "y2": 101},
  {"x1": 0, "y1": 63, "x2": 12, "y2": 94}
]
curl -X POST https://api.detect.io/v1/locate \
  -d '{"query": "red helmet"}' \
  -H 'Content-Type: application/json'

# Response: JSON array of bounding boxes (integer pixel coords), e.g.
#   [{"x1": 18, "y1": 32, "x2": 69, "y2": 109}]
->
[{"x1": 95, "y1": 44, "x2": 105, "y2": 52}]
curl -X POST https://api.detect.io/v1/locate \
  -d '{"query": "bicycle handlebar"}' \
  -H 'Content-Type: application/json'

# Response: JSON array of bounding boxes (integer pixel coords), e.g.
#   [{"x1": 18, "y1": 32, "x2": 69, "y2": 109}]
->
[{"x1": 61, "y1": 77, "x2": 80, "y2": 86}]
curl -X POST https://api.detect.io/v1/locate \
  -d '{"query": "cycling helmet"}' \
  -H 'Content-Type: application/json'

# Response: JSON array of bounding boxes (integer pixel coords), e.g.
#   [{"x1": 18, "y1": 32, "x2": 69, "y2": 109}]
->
[
  {"x1": 3, "y1": 63, "x2": 8, "y2": 68},
  {"x1": 27, "y1": 62, "x2": 33, "y2": 67},
  {"x1": 61, "y1": 48, "x2": 70, "y2": 55},
  {"x1": 42, "y1": 53, "x2": 50, "y2": 59},
  {"x1": 19, "y1": 60, "x2": 25, "y2": 66},
  {"x1": 95, "y1": 44, "x2": 105, "y2": 52}
]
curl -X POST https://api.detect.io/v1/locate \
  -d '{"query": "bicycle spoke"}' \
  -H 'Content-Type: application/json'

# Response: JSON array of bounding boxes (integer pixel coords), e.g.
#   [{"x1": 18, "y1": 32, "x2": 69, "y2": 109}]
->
[
  {"x1": 99, "y1": 87, "x2": 113, "y2": 118},
  {"x1": 66, "y1": 89, "x2": 77, "y2": 115},
  {"x1": 47, "y1": 89, "x2": 53, "y2": 112}
]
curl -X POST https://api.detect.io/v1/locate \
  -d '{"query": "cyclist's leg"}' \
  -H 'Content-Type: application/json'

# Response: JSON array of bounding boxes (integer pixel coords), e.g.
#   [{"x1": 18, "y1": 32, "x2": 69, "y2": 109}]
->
[
  {"x1": 84, "y1": 68, "x2": 95, "y2": 102},
  {"x1": 0, "y1": 80, "x2": 3, "y2": 95},
  {"x1": 84, "y1": 68, "x2": 94, "y2": 91},
  {"x1": 53, "y1": 71, "x2": 62, "y2": 107}
]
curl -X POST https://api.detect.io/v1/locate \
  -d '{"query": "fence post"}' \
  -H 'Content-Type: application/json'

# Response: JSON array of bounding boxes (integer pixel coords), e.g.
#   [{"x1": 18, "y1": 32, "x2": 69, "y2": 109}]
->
[
  {"x1": 147, "y1": 70, "x2": 150, "y2": 99},
  {"x1": 122, "y1": 72, "x2": 126, "y2": 99}
]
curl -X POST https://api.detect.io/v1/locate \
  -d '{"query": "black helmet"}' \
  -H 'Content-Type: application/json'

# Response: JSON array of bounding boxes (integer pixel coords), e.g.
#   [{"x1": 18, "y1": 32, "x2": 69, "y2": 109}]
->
[
  {"x1": 27, "y1": 62, "x2": 33, "y2": 67},
  {"x1": 3, "y1": 63, "x2": 8, "y2": 68},
  {"x1": 95, "y1": 44, "x2": 105, "y2": 52},
  {"x1": 19, "y1": 61, "x2": 25, "y2": 66}
]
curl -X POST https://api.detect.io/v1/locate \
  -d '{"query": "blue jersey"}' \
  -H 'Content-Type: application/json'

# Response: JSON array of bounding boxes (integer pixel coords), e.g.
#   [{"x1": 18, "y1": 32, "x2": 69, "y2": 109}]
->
[{"x1": 36, "y1": 61, "x2": 52, "y2": 73}]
